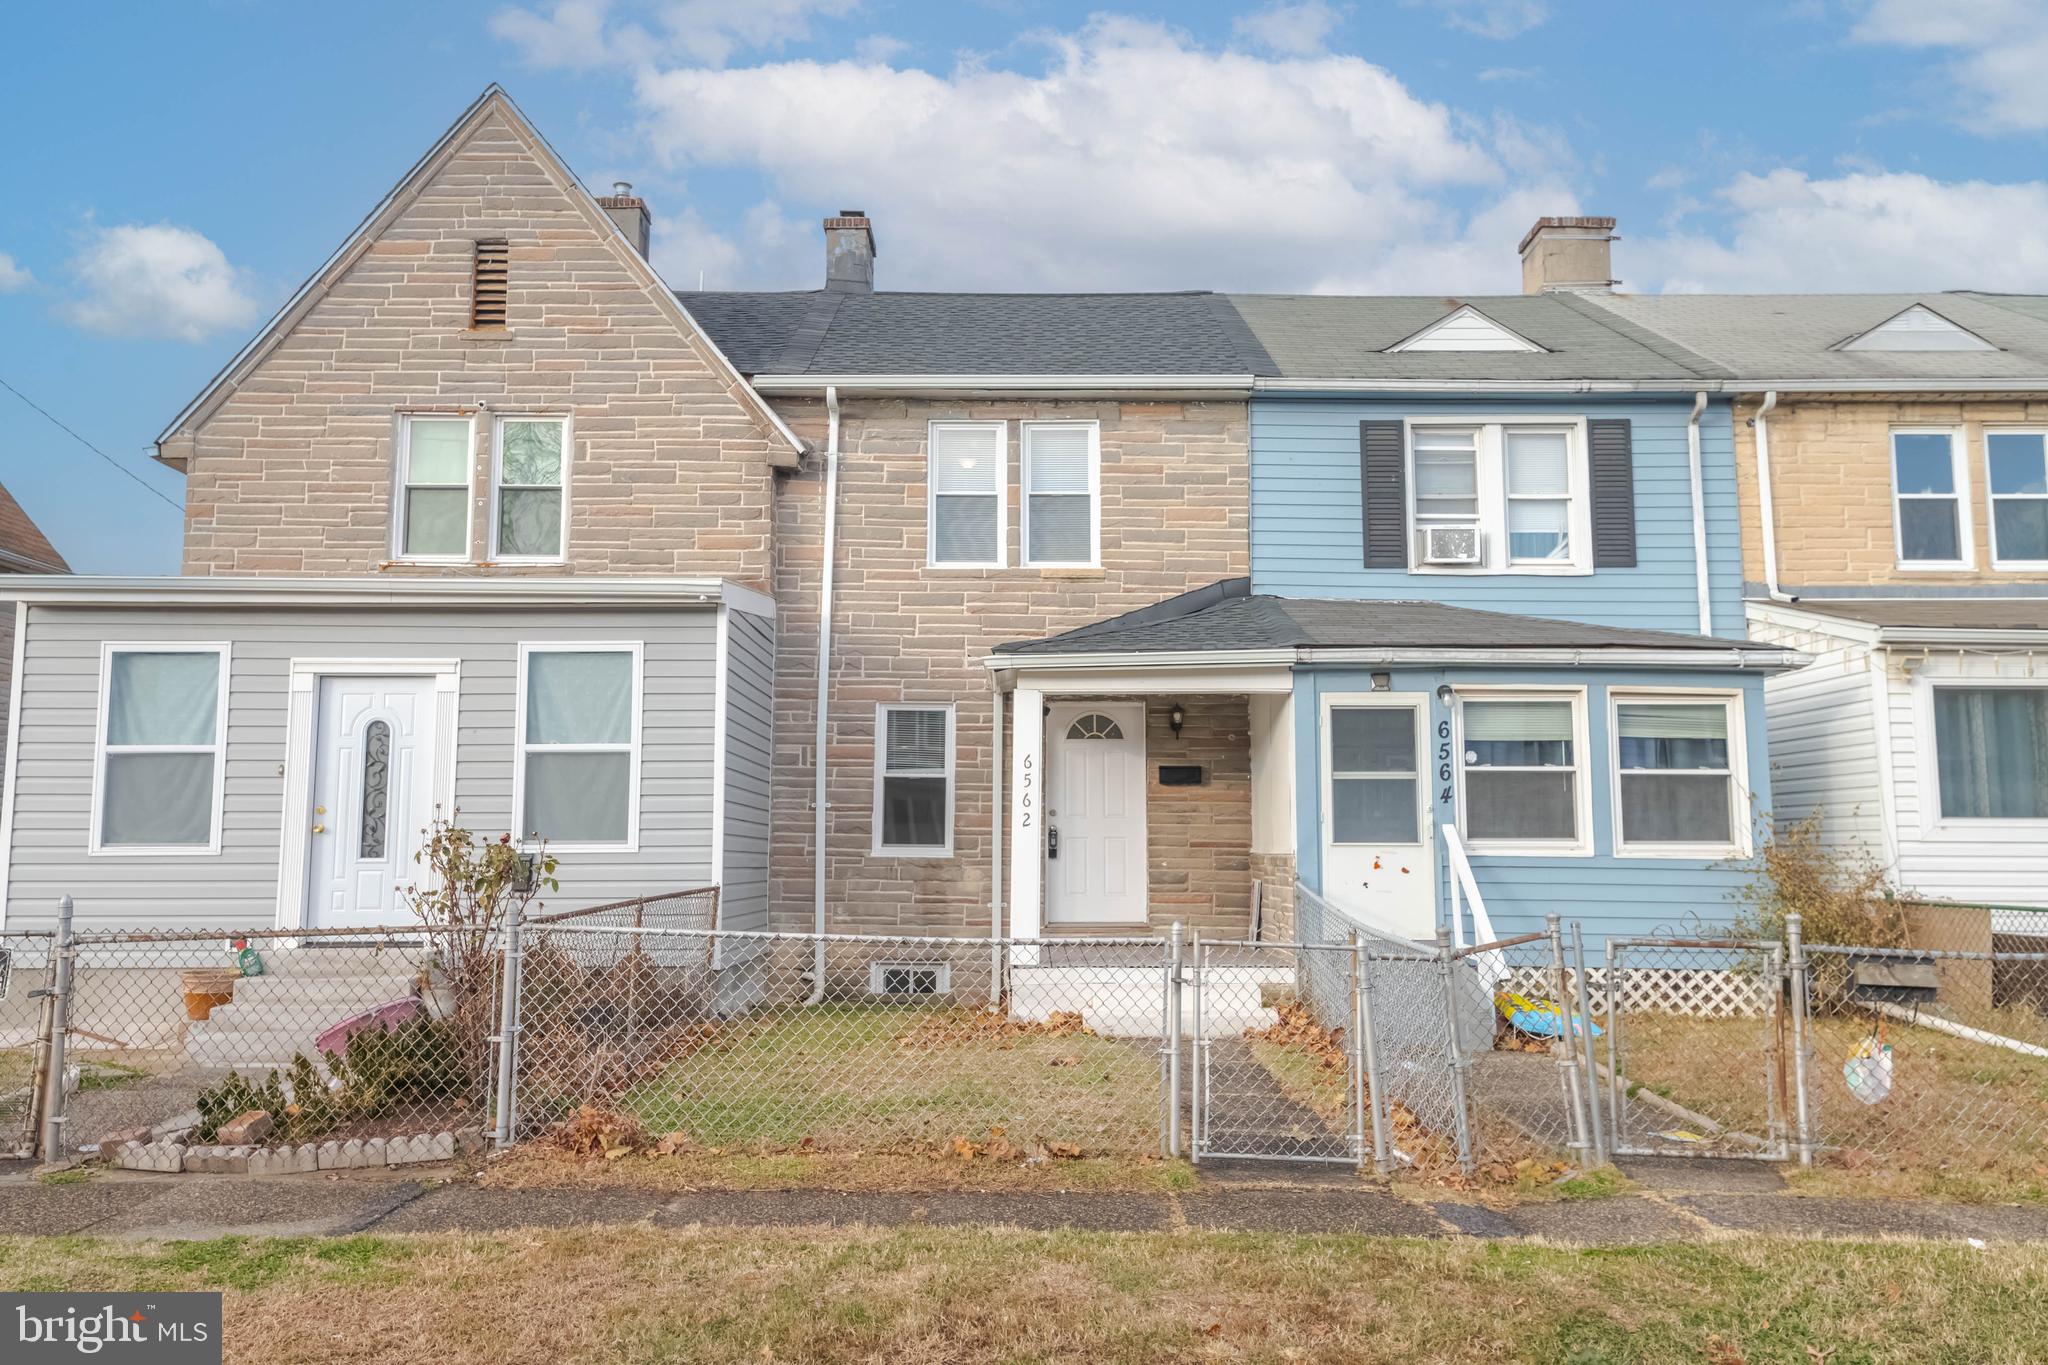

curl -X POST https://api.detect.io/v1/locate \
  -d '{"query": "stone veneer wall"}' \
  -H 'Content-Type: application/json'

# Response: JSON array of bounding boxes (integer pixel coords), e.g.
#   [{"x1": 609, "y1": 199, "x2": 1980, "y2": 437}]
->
[
  {"x1": 767, "y1": 396, "x2": 1251, "y2": 937},
  {"x1": 1248, "y1": 852, "x2": 1298, "y2": 943},
  {"x1": 1732, "y1": 395, "x2": 2048, "y2": 591}
]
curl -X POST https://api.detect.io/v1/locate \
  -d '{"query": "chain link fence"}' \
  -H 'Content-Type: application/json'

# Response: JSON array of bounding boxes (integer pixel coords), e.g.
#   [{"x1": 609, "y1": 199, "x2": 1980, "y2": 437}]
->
[{"x1": 1, "y1": 932, "x2": 55, "y2": 1156}]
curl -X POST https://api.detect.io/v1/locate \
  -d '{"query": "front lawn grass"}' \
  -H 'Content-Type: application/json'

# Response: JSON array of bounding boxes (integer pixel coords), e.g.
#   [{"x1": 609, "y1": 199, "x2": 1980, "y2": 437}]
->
[
  {"x1": 614, "y1": 1002, "x2": 1163, "y2": 1156},
  {"x1": 2, "y1": 1226, "x2": 2043, "y2": 1363}
]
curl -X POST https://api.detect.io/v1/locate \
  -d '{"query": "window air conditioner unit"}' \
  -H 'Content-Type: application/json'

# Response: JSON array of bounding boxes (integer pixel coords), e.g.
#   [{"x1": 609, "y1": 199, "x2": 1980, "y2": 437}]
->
[{"x1": 1419, "y1": 525, "x2": 1483, "y2": 565}]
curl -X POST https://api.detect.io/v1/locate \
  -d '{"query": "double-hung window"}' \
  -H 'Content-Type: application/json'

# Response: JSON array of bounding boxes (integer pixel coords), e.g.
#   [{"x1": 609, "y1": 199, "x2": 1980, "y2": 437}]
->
[
  {"x1": 1457, "y1": 694, "x2": 1586, "y2": 851},
  {"x1": 1409, "y1": 422, "x2": 1586, "y2": 572},
  {"x1": 1932, "y1": 685, "x2": 2048, "y2": 820},
  {"x1": 928, "y1": 422, "x2": 1004, "y2": 567},
  {"x1": 516, "y1": 645, "x2": 641, "y2": 848},
  {"x1": 1891, "y1": 429, "x2": 1970, "y2": 567},
  {"x1": 1022, "y1": 422, "x2": 1099, "y2": 566},
  {"x1": 494, "y1": 416, "x2": 568, "y2": 561},
  {"x1": 1613, "y1": 696, "x2": 1742, "y2": 853},
  {"x1": 1987, "y1": 431, "x2": 2048, "y2": 567},
  {"x1": 874, "y1": 704, "x2": 953, "y2": 856},
  {"x1": 92, "y1": 645, "x2": 229, "y2": 853},
  {"x1": 396, "y1": 415, "x2": 474, "y2": 560}
]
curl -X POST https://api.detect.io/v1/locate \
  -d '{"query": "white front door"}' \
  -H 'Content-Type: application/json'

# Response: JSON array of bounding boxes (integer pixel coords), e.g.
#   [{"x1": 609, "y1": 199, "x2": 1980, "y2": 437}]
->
[
  {"x1": 1321, "y1": 695, "x2": 1436, "y2": 940},
  {"x1": 1045, "y1": 701, "x2": 1148, "y2": 926},
  {"x1": 306, "y1": 675, "x2": 438, "y2": 928}
]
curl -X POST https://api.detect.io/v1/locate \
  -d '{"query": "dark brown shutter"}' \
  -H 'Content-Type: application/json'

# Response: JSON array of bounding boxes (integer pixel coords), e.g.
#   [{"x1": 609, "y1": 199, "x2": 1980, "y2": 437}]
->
[
  {"x1": 1360, "y1": 420, "x2": 1408, "y2": 569},
  {"x1": 1588, "y1": 417, "x2": 1637, "y2": 568},
  {"x1": 470, "y1": 240, "x2": 509, "y2": 329}
]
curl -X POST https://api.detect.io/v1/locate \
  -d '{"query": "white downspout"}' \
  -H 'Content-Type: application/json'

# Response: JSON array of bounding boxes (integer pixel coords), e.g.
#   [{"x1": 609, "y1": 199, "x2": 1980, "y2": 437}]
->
[
  {"x1": 989, "y1": 680, "x2": 1005, "y2": 1006},
  {"x1": 807, "y1": 386, "x2": 842, "y2": 1004},
  {"x1": 1751, "y1": 390, "x2": 1794, "y2": 603},
  {"x1": 1686, "y1": 391, "x2": 1713, "y2": 635}
]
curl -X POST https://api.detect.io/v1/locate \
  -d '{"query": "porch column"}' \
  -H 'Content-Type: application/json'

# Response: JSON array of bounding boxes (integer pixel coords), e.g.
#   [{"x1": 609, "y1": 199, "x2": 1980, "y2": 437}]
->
[{"x1": 1009, "y1": 687, "x2": 1044, "y2": 959}]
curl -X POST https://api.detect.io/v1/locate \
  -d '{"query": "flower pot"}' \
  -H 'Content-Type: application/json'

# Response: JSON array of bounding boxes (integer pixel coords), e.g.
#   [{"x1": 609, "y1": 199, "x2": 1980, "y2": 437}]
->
[{"x1": 180, "y1": 969, "x2": 238, "y2": 1021}]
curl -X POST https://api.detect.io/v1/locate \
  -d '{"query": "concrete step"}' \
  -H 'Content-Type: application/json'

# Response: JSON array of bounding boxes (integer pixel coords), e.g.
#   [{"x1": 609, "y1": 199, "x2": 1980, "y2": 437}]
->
[
  {"x1": 235, "y1": 946, "x2": 436, "y2": 979},
  {"x1": 222, "y1": 977, "x2": 420, "y2": 1008}
]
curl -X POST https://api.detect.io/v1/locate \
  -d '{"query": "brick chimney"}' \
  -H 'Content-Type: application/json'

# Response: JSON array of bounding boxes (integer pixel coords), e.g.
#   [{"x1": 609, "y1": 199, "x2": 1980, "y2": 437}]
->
[
  {"x1": 597, "y1": 182, "x2": 651, "y2": 258},
  {"x1": 1518, "y1": 216, "x2": 1617, "y2": 294},
  {"x1": 824, "y1": 210, "x2": 876, "y2": 293}
]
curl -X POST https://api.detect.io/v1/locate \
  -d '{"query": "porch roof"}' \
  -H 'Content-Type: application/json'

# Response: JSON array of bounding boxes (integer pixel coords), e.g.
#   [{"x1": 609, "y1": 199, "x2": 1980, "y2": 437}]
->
[
  {"x1": 992, "y1": 579, "x2": 1805, "y2": 669},
  {"x1": 1754, "y1": 597, "x2": 2048, "y2": 646}
]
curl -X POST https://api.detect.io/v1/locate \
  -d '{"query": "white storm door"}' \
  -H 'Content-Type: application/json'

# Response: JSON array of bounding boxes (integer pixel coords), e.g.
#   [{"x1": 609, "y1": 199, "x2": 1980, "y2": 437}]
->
[
  {"x1": 1321, "y1": 696, "x2": 1436, "y2": 941},
  {"x1": 306, "y1": 675, "x2": 438, "y2": 929},
  {"x1": 1045, "y1": 702, "x2": 1148, "y2": 925}
]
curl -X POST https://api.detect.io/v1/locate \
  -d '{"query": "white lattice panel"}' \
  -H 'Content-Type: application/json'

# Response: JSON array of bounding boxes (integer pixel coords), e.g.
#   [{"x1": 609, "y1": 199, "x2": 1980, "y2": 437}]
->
[{"x1": 1503, "y1": 966, "x2": 1771, "y2": 1019}]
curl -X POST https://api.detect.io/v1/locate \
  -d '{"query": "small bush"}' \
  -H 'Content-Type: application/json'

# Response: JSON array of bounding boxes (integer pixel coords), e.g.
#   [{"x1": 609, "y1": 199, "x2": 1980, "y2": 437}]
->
[
  {"x1": 1730, "y1": 814, "x2": 1908, "y2": 950},
  {"x1": 325, "y1": 1016, "x2": 466, "y2": 1119},
  {"x1": 193, "y1": 1069, "x2": 289, "y2": 1143}
]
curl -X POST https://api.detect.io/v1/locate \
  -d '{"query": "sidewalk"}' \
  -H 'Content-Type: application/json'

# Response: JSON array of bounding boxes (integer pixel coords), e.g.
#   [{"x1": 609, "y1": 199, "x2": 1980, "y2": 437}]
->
[{"x1": 4, "y1": 1159, "x2": 2047, "y2": 1245}]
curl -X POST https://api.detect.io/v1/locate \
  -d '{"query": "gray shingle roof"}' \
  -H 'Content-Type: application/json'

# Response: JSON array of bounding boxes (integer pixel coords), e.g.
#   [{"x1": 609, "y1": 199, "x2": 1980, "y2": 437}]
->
[
  {"x1": 673, "y1": 289, "x2": 1274, "y2": 377},
  {"x1": 1787, "y1": 599, "x2": 2048, "y2": 632},
  {"x1": 993, "y1": 579, "x2": 1781, "y2": 655},
  {"x1": 1581, "y1": 293, "x2": 2048, "y2": 383}
]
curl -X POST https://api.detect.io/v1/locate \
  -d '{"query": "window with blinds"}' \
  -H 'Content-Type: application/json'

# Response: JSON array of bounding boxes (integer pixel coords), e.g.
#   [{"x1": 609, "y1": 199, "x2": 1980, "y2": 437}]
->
[
  {"x1": 470, "y1": 239, "x2": 509, "y2": 328},
  {"x1": 1458, "y1": 695, "x2": 1581, "y2": 846},
  {"x1": 1022, "y1": 422, "x2": 1098, "y2": 565},
  {"x1": 928, "y1": 422, "x2": 1004, "y2": 566},
  {"x1": 93, "y1": 646, "x2": 229, "y2": 852},
  {"x1": 1407, "y1": 422, "x2": 1588, "y2": 572},
  {"x1": 1615, "y1": 698, "x2": 1737, "y2": 849},
  {"x1": 875, "y1": 704, "x2": 953, "y2": 855},
  {"x1": 517, "y1": 646, "x2": 640, "y2": 848},
  {"x1": 396, "y1": 415, "x2": 473, "y2": 560}
]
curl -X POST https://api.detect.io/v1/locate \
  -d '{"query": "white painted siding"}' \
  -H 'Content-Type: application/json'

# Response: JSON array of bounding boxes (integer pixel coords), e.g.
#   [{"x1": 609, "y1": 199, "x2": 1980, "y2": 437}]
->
[
  {"x1": 2, "y1": 604, "x2": 721, "y2": 934},
  {"x1": 1746, "y1": 610, "x2": 1890, "y2": 865}
]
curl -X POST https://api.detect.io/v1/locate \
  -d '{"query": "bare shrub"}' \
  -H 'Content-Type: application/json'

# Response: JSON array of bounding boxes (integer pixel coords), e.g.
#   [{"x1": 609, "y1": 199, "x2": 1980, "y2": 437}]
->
[{"x1": 1730, "y1": 814, "x2": 1907, "y2": 951}]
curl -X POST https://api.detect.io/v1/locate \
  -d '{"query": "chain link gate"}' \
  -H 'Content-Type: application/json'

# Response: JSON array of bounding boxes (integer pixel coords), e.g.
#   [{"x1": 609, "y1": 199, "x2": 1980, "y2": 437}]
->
[{"x1": 1188, "y1": 938, "x2": 1368, "y2": 1166}]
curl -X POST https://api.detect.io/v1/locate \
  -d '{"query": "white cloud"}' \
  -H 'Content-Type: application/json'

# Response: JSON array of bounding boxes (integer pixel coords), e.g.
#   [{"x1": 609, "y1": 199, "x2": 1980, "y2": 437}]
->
[
  {"x1": 630, "y1": 15, "x2": 1558, "y2": 292},
  {"x1": 1411, "y1": 0, "x2": 1549, "y2": 40},
  {"x1": 1232, "y1": 1, "x2": 1343, "y2": 56},
  {"x1": 1630, "y1": 167, "x2": 2048, "y2": 292},
  {"x1": 61, "y1": 223, "x2": 260, "y2": 342},
  {"x1": 1851, "y1": 0, "x2": 2048, "y2": 133},
  {"x1": 853, "y1": 33, "x2": 909, "y2": 64},
  {"x1": 492, "y1": 0, "x2": 859, "y2": 69},
  {"x1": 0, "y1": 252, "x2": 29, "y2": 292}
]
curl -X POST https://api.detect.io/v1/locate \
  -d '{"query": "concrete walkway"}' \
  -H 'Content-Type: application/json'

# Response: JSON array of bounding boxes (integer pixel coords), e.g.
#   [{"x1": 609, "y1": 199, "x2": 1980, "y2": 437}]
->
[{"x1": 3, "y1": 1158, "x2": 2047, "y2": 1246}]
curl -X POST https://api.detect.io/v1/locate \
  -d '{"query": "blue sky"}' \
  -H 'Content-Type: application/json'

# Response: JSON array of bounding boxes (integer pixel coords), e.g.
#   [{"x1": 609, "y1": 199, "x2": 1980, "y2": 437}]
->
[{"x1": 5, "y1": 0, "x2": 2048, "y2": 574}]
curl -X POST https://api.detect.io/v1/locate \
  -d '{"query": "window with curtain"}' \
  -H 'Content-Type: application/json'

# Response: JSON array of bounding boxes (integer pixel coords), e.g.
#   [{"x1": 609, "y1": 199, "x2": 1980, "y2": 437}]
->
[
  {"x1": 876, "y1": 705, "x2": 952, "y2": 854},
  {"x1": 929, "y1": 422, "x2": 1004, "y2": 566},
  {"x1": 398, "y1": 416, "x2": 472, "y2": 559},
  {"x1": 1934, "y1": 686, "x2": 2048, "y2": 820},
  {"x1": 96, "y1": 648, "x2": 225, "y2": 850},
  {"x1": 1505, "y1": 429, "x2": 1572, "y2": 562},
  {"x1": 1892, "y1": 431, "x2": 1965, "y2": 565},
  {"x1": 1022, "y1": 423, "x2": 1097, "y2": 565},
  {"x1": 1987, "y1": 432, "x2": 2048, "y2": 565},
  {"x1": 1329, "y1": 706, "x2": 1419, "y2": 844},
  {"x1": 519, "y1": 648, "x2": 638, "y2": 845},
  {"x1": 1616, "y1": 700, "x2": 1736, "y2": 848},
  {"x1": 1460, "y1": 697, "x2": 1579, "y2": 843},
  {"x1": 496, "y1": 418, "x2": 567, "y2": 559}
]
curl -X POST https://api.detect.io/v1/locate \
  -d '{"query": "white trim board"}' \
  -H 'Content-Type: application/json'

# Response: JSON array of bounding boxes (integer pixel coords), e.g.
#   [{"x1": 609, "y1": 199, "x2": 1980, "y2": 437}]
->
[{"x1": 0, "y1": 601, "x2": 27, "y2": 931}]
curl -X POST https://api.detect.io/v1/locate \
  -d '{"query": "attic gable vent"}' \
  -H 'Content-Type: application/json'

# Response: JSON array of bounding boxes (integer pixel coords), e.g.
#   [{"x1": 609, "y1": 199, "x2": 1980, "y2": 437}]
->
[
  {"x1": 470, "y1": 239, "x2": 509, "y2": 329},
  {"x1": 1387, "y1": 304, "x2": 1544, "y2": 353},
  {"x1": 1839, "y1": 303, "x2": 1994, "y2": 353}
]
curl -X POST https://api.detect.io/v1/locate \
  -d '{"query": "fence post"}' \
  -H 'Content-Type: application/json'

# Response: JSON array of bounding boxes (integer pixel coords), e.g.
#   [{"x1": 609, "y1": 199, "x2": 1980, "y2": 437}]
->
[
  {"x1": 1188, "y1": 929, "x2": 1203, "y2": 1165},
  {"x1": 1786, "y1": 911, "x2": 1814, "y2": 1169},
  {"x1": 1435, "y1": 925, "x2": 1476, "y2": 1174},
  {"x1": 1569, "y1": 921, "x2": 1608, "y2": 1167},
  {"x1": 37, "y1": 895, "x2": 75, "y2": 1165},
  {"x1": 1603, "y1": 937, "x2": 1623, "y2": 1154},
  {"x1": 492, "y1": 900, "x2": 526, "y2": 1149},
  {"x1": 1163, "y1": 921, "x2": 1184, "y2": 1160},
  {"x1": 1545, "y1": 914, "x2": 1591, "y2": 1167},
  {"x1": 1353, "y1": 933, "x2": 1391, "y2": 1175}
]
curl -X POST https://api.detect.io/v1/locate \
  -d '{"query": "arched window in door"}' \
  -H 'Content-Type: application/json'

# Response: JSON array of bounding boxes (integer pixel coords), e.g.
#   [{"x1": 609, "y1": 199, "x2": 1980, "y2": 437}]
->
[
  {"x1": 1064, "y1": 713, "x2": 1124, "y2": 741},
  {"x1": 359, "y1": 720, "x2": 391, "y2": 859}
]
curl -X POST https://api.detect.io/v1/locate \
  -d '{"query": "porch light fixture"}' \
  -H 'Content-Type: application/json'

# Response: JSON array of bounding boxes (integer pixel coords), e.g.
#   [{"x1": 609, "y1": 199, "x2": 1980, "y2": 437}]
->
[
  {"x1": 1370, "y1": 672, "x2": 1391, "y2": 691},
  {"x1": 1435, "y1": 684, "x2": 1454, "y2": 707},
  {"x1": 1168, "y1": 703, "x2": 1185, "y2": 737}
]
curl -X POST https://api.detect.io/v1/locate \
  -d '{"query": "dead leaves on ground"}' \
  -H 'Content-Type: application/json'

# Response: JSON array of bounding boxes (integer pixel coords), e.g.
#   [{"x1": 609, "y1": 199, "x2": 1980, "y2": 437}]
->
[
  {"x1": 945, "y1": 1125, "x2": 1084, "y2": 1163},
  {"x1": 898, "y1": 1007, "x2": 1095, "y2": 1051}
]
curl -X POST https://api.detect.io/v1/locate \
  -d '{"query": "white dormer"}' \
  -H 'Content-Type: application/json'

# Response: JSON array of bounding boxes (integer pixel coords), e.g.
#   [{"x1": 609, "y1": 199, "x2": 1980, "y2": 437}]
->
[
  {"x1": 1387, "y1": 304, "x2": 1545, "y2": 353},
  {"x1": 1838, "y1": 303, "x2": 1996, "y2": 353}
]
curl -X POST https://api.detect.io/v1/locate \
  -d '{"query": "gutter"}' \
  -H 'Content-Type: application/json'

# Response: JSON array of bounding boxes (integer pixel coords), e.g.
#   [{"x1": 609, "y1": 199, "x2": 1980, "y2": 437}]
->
[
  {"x1": 751, "y1": 374, "x2": 1254, "y2": 397},
  {"x1": 807, "y1": 386, "x2": 843, "y2": 1004},
  {"x1": 983, "y1": 645, "x2": 1809, "y2": 673},
  {"x1": 1749, "y1": 391, "x2": 1793, "y2": 603},
  {"x1": 0, "y1": 573, "x2": 764, "y2": 611},
  {"x1": 1686, "y1": 391, "x2": 1712, "y2": 635}
]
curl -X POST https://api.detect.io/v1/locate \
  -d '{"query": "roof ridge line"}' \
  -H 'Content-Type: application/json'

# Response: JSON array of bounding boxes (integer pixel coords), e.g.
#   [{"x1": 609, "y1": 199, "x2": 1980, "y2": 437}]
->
[{"x1": 1552, "y1": 291, "x2": 1731, "y2": 380}]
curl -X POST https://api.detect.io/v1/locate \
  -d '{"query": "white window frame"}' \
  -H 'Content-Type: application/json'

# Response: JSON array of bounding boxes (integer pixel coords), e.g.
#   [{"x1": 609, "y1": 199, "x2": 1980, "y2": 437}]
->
[
  {"x1": 89, "y1": 642, "x2": 232, "y2": 857},
  {"x1": 1451, "y1": 685, "x2": 1593, "y2": 857},
  {"x1": 489, "y1": 414, "x2": 572, "y2": 564},
  {"x1": 1321, "y1": 692, "x2": 1427, "y2": 849},
  {"x1": 1607, "y1": 687, "x2": 1752, "y2": 860},
  {"x1": 391, "y1": 412, "x2": 477, "y2": 564},
  {"x1": 1020, "y1": 420, "x2": 1101, "y2": 568},
  {"x1": 1889, "y1": 426, "x2": 1973, "y2": 571},
  {"x1": 1404, "y1": 417, "x2": 1592, "y2": 576},
  {"x1": 1918, "y1": 676, "x2": 2048, "y2": 830},
  {"x1": 512, "y1": 642, "x2": 644, "y2": 853},
  {"x1": 926, "y1": 420, "x2": 1007, "y2": 570},
  {"x1": 872, "y1": 702, "x2": 955, "y2": 857},
  {"x1": 1984, "y1": 427, "x2": 2048, "y2": 571}
]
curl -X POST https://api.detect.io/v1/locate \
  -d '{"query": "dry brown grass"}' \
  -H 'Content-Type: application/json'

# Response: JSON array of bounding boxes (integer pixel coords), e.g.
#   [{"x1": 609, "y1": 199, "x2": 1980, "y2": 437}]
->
[
  {"x1": 485, "y1": 1142, "x2": 1199, "y2": 1192},
  {"x1": 5, "y1": 1225, "x2": 2047, "y2": 1363}
]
